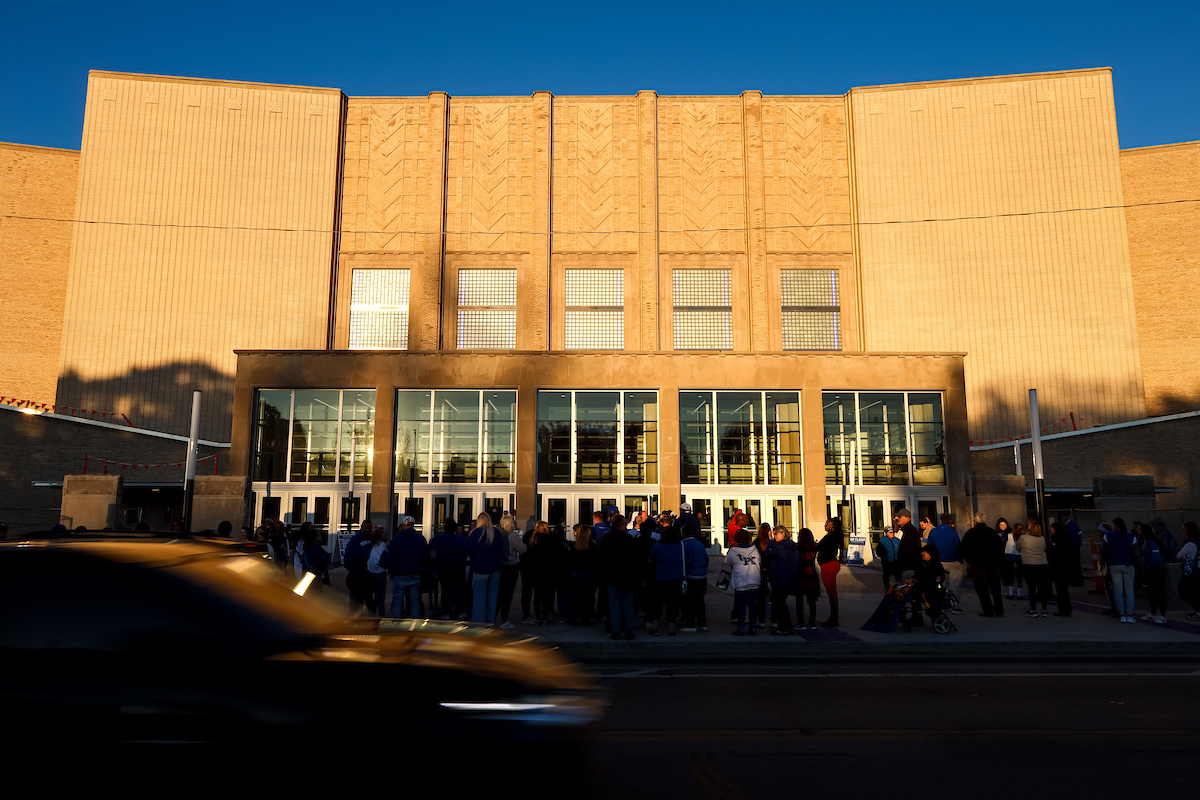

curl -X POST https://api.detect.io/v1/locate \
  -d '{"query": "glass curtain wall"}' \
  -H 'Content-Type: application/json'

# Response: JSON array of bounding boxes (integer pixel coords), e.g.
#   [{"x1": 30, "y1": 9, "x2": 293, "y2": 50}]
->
[
  {"x1": 537, "y1": 391, "x2": 659, "y2": 485},
  {"x1": 823, "y1": 391, "x2": 946, "y2": 486},
  {"x1": 680, "y1": 391, "x2": 802, "y2": 486},
  {"x1": 251, "y1": 390, "x2": 376, "y2": 483},
  {"x1": 393, "y1": 390, "x2": 517, "y2": 484}
]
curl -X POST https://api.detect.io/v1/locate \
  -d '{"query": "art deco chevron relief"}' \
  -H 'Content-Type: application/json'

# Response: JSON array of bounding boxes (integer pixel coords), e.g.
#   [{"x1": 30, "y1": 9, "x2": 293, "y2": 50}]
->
[
  {"x1": 364, "y1": 104, "x2": 425, "y2": 252},
  {"x1": 784, "y1": 103, "x2": 826, "y2": 251},
  {"x1": 575, "y1": 103, "x2": 614, "y2": 250},
  {"x1": 682, "y1": 102, "x2": 719, "y2": 251},
  {"x1": 469, "y1": 104, "x2": 510, "y2": 251}
]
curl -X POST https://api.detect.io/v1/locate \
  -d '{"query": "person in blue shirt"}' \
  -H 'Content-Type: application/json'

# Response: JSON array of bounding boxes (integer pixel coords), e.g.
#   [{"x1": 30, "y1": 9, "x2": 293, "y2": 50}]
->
[
  {"x1": 927, "y1": 514, "x2": 964, "y2": 613},
  {"x1": 875, "y1": 527, "x2": 904, "y2": 591},
  {"x1": 647, "y1": 526, "x2": 687, "y2": 636},
  {"x1": 387, "y1": 515, "x2": 429, "y2": 619},
  {"x1": 680, "y1": 513, "x2": 709, "y2": 632}
]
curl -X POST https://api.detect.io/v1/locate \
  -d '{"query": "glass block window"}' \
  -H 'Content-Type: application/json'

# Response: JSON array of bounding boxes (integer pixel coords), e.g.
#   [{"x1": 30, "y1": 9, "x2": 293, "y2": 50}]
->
[
  {"x1": 781, "y1": 269, "x2": 840, "y2": 350},
  {"x1": 349, "y1": 269, "x2": 410, "y2": 349},
  {"x1": 673, "y1": 269, "x2": 732, "y2": 350},
  {"x1": 565, "y1": 269, "x2": 623, "y2": 349},
  {"x1": 457, "y1": 269, "x2": 516, "y2": 349}
]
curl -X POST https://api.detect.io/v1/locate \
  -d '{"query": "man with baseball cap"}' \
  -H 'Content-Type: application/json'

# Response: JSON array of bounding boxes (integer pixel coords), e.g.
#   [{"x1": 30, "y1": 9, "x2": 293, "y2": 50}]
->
[
  {"x1": 387, "y1": 515, "x2": 429, "y2": 618},
  {"x1": 896, "y1": 509, "x2": 923, "y2": 580}
]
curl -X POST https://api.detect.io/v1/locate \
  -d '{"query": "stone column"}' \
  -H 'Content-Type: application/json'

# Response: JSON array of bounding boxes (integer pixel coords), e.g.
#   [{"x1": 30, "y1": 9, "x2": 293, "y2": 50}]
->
[
  {"x1": 371, "y1": 376, "x2": 397, "y2": 531},
  {"x1": 519, "y1": 91, "x2": 553, "y2": 351},
  {"x1": 418, "y1": 92, "x2": 449, "y2": 351}
]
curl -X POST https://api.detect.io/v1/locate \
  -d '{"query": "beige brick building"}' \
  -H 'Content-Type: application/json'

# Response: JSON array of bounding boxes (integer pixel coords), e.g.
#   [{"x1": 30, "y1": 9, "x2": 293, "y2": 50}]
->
[{"x1": 2, "y1": 66, "x2": 1197, "y2": 536}]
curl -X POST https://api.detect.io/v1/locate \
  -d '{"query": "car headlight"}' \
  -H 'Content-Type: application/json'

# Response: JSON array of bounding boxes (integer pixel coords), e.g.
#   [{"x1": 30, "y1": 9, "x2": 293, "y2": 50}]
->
[{"x1": 439, "y1": 695, "x2": 603, "y2": 725}]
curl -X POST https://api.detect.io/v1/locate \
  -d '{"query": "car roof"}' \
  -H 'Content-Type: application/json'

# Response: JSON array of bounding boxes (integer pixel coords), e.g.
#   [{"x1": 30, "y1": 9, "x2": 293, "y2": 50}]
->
[{"x1": 1, "y1": 536, "x2": 243, "y2": 566}]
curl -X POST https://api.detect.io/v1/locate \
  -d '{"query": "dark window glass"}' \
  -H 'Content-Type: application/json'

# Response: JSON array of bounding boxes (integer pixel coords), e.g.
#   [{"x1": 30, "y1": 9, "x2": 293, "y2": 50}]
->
[
  {"x1": 482, "y1": 391, "x2": 517, "y2": 483},
  {"x1": 575, "y1": 392, "x2": 619, "y2": 484},
  {"x1": 909, "y1": 393, "x2": 945, "y2": 486},
  {"x1": 859, "y1": 393, "x2": 909, "y2": 485},
  {"x1": 623, "y1": 392, "x2": 658, "y2": 485},
  {"x1": 679, "y1": 391, "x2": 714, "y2": 484},
  {"x1": 253, "y1": 390, "x2": 290, "y2": 482},
  {"x1": 430, "y1": 390, "x2": 481, "y2": 483},
  {"x1": 716, "y1": 392, "x2": 762, "y2": 485},
  {"x1": 765, "y1": 392, "x2": 802, "y2": 485},
  {"x1": 536, "y1": 392, "x2": 573, "y2": 483},
  {"x1": 822, "y1": 392, "x2": 857, "y2": 485}
]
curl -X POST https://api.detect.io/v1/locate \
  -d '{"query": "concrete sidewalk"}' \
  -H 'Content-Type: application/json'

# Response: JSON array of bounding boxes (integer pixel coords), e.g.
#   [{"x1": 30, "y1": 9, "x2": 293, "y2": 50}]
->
[{"x1": 319, "y1": 560, "x2": 1200, "y2": 660}]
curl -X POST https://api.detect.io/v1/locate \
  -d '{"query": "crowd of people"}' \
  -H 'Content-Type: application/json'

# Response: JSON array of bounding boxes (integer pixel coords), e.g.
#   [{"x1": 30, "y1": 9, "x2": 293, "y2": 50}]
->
[
  {"x1": 323, "y1": 504, "x2": 850, "y2": 639},
  {"x1": 258, "y1": 505, "x2": 1200, "y2": 634},
  {"x1": 875, "y1": 511, "x2": 1200, "y2": 625}
]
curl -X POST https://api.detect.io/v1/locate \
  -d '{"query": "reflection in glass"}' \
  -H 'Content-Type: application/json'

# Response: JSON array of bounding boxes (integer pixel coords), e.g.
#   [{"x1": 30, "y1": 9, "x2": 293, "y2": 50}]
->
[
  {"x1": 679, "y1": 392, "x2": 714, "y2": 484},
  {"x1": 716, "y1": 392, "x2": 762, "y2": 485},
  {"x1": 431, "y1": 390, "x2": 480, "y2": 483},
  {"x1": 623, "y1": 392, "x2": 658, "y2": 484},
  {"x1": 575, "y1": 392, "x2": 619, "y2": 484},
  {"x1": 536, "y1": 392, "x2": 573, "y2": 483},
  {"x1": 823, "y1": 392, "x2": 857, "y2": 485},
  {"x1": 338, "y1": 391, "x2": 375, "y2": 483},
  {"x1": 909, "y1": 393, "x2": 945, "y2": 486},
  {"x1": 291, "y1": 390, "x2": 342, "y2": 482},
  {"x1": 859, "y1": 393, "x2": 909, "y2": 485},
  {"x1": 394, "y1": 391, "x2": 432, "y2": 483},
  {"x1": 765, "y1": 392, "x2": 802, "y2": 485},
  {"x1": 253, "y1": 390, "x2": 291, "y2": 481},
  {"x1": 482, "y1": 392, "x2": 517, "y2": 483}
]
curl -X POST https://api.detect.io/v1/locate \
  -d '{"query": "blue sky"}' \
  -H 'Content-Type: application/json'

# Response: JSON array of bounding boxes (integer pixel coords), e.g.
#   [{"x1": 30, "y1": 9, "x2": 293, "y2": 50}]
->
[{"x1": 3, "y1": 0, "x2": 1198, "y2": 150}]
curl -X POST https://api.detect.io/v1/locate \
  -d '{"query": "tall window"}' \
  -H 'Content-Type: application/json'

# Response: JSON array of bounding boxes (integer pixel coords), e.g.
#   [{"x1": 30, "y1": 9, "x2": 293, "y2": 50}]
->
[
  {"x1": 822, "y1": 391, "x2": 945, "y2": 486},
  {"x1": 673, "y1": 269, "x2": 731, "y2": 350},
  {"x1": 394, "y1": 390, "x2": 517, "y2": 484},
  {"x1": 349, "y1": 269, "x2": 409, "y2": 349},
  {"x1": 781, "y1": 269, "x2": 840, "y2": 350},
  {"x1": 536, "y1": 391, "x2": 659, "y2": 485},
  {"x1": 679, "y1": 391, "x2": 802, "y2": 485},
  {"x1": 251, "y1": 390, "x2": 376, "y2": 483},
  {"x1": 457, "y1": 269, "x2": 516, "y2": 349},
  {"x1": 565, "y1": 269, "x2": 623, "y2": 349}
]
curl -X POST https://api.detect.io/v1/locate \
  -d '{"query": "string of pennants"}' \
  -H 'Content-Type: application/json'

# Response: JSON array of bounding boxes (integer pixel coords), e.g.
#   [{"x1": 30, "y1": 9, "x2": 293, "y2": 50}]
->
[
  {"x1": 85, "y1": 452, "x2": 219, "y2": 475},
  {"x1": 1, "y1": 395, "x2": 134, "y2": 427},
  {"x1": 969, "y1": 413, "x2": 1088, "y2": 446}
]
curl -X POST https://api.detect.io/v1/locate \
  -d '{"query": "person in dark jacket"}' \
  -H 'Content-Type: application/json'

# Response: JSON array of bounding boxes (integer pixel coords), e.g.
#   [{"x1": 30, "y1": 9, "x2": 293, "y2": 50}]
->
[
  {"x1": 430, "y1": 517, "x2": 468, "y2": 619},
  {"x1": 633, "y1": 518, "x2": 658, "y2": 620},
  {"x1": 1047, "y1": 521, "x2": 1077, "y2": 617},
  {"x1": 524, "y1": 521, "x2": 560, "y2": 626},
  {"x1": 343, "y1": 520, "x2": 374, "y2": 613},
  {"x1": 817, "y1": 518, "x2": 846, "y2": 627},
  {"x1": 567, "y1": 524, "x2": 599, "y2": 625},
  {"x1": 764, "y1": 526, "x2": 800, "y2": 635},
  {"x1": 467, "y1": 513, "x2": 507, "y2": 625},
  {"x1": 915, "y1": 542, "x2": 947, "y2": 621},
  {"x1": 387, "y1": 516, "x2": 429, "y2": 619},
  {"x1": 753, "y1": 522, "x2": 773, "y2": 626},
  {"x1": 680, "y1": 521, "x2": 709, "y2": 632},
  {"x1": 876, "y1": 527, "x2": 904, "y2": 591},
  {"x1": 795, "y1": 528, "x2": 822, "y2": 631},
  {"x1": 961, "y1": 512, "x2": 1005, "y2": 617},
  {"x1": 647, "y1": 526, "x2": 687, "y2": 636},
  {"x1": 896, "y1": 509, "x2": 922, "y2": 577},
  {"x1": 598, "y1": 515, "x2": 638, "y2": 640}
]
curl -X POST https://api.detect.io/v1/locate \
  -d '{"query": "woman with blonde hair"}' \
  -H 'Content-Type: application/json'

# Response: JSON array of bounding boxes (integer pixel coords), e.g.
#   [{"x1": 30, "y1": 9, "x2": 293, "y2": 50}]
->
[
  {"x1": 496, "y1": 514, "x2": 527, "y2": 629},
  {"x1": 467, "y1": 512, "x2": 507, "y2": 625},
  {"x1": 1015, "y1": 519, "x2": 1050, "y2": 618}
]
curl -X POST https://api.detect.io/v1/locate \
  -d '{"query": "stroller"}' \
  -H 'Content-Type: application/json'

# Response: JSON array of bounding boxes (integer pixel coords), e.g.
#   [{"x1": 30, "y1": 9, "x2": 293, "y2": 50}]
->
[
  {"x1": 861, "y1": 579, "x2": 918, "y2": 633},
  {"x1": 904, "y1": 573, "x2": 957, "y2": 634}
]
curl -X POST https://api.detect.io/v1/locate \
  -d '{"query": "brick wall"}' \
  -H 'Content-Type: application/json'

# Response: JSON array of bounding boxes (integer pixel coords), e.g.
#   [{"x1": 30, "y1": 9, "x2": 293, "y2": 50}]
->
[
  {"x1": 0, "y1": 143, "x2": 78, "y2": 406},
  {"x1": 969, "y1": 414, "x2": 1200, "y2": 508},
  {"x1": 1120, "y1": 141, "x2": 1200, "y2": 415}
]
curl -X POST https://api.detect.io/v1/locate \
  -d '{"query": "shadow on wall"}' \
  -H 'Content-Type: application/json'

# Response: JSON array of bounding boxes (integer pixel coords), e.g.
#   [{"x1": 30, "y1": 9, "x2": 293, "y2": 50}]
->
[
  {"x1": 55, "y1": 361, "x2": 235, "y2": 442},
  {"x1": 963, "y1": 373, "x2": 1200, "y2": 445}
]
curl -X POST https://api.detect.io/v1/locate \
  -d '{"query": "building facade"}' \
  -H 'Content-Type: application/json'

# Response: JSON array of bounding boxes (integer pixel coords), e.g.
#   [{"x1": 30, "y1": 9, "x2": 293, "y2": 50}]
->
[{"x1": 2, "y1": 66, "x2": 1197, "y2": 540}]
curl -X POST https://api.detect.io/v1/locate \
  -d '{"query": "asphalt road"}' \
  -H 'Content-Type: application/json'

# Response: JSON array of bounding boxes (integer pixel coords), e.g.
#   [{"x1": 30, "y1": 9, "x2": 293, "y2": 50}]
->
[{"x1": 574, "y1": 659, "x2": 1200, "y2": 800}]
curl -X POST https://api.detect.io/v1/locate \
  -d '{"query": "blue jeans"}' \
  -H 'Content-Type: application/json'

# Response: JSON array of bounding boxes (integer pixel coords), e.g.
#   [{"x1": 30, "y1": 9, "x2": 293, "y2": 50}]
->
[
  {"x1": 1110, "y1": 564, "x2": 1135, "y2": 615},
  {"x1": 607, "y1": 586, "x2": 635, "y2": 633},
  {"x1": 391, "y1": 574, "x2": 421, "y2": 618},
  {"x1": 472, "y1": 571, "x2": 500, "y2": 624}
]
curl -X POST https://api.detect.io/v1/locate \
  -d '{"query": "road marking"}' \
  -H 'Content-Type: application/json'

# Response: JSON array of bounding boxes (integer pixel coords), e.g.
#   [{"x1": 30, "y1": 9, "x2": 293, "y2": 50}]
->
[{"x1": 602, "y1": 671, "x2": 1200, "y2": 679}]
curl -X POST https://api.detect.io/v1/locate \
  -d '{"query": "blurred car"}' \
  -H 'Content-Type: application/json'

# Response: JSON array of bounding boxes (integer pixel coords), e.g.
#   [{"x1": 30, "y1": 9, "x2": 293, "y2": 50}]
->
[{"x1": 0, "y1": 531, "x2": 602, "y2": 752}]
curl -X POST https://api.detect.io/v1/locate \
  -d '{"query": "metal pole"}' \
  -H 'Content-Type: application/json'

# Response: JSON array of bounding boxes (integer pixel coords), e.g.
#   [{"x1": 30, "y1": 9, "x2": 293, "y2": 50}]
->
[
  {"x1": 1013, "y1": 440, "x2": 1022, "y2": 477},
  {"x1": 182, "y1": 391, "x2": 202, "y2": 535},
  {"x1": 1028, "y1": 389, "x2": 1047, "y2": 533}
]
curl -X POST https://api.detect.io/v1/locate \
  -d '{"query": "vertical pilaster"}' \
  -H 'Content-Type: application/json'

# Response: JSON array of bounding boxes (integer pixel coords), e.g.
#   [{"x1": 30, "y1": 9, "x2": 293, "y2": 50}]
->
[
  {"x1": 419, "y1": 91, "x2": 448, "y2": 351},
  {"x1": 800, "y1": 381, "x2": 827, "y2": 533},
  {"x1": 515, "y1": 365, "x2": 540, "y2": 523},
  {"x1": 741, "y1": 90, "x2": 769, "y2": 351},
  {"x1": 371, "y1": 377, "x2": 397, "y2": 530},
  {"x1": 521, "y1": 91, "x2": 553, "y2": 351},
  {"x1": 636, "y1": 90, "x2": 660, "y2": 351}
]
